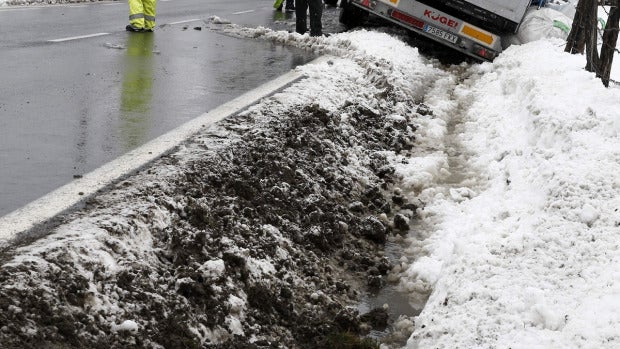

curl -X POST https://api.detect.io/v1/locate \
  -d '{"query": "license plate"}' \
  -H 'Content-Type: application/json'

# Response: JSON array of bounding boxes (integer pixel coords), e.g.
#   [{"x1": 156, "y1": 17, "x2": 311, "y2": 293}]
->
[{"x1": 423, "y1": 24, "x2": 458, "y2": 44}]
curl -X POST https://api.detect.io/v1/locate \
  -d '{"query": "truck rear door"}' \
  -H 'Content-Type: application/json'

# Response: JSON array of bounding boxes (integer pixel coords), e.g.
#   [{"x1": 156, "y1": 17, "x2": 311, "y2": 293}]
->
[{"x1": 420, "y1": 0, "x2": 531, "y2": 33}]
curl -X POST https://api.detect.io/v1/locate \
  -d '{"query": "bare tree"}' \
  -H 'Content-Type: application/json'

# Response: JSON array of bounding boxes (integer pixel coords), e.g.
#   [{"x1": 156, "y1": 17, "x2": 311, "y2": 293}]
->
[
  {"x1": 565, "y1": 0, "x2": 591, "y2": 54},
  {"x1": 565, "y1": 0, "x2": 620, "y2": 87},
  {"x1": 599, "y1": 7, "x2": 620, "y2": 86}
]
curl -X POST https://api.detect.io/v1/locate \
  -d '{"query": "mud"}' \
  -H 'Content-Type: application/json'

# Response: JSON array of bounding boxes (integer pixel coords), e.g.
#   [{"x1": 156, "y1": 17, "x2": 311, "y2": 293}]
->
[{"x1": 0, "y1": 61, "x2": 425, "y2": 349}]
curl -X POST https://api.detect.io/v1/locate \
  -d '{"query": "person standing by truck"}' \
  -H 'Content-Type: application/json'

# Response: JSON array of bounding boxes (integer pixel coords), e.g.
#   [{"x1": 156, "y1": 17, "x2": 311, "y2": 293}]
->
[
  {"x1": 126, "y1": 0, "x2": 157, "y2": 32},
  {"x1": 276, "y1": 0, "x2": 295, "y2": 12},
  {"x1": 296, "y1": 0, "x2": 323, "y2": 36}
]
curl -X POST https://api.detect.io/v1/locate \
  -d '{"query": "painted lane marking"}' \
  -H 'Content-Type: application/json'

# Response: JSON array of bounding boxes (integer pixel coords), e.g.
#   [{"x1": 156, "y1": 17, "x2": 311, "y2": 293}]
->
[
  {"x1": 232, "y1": 10, "x2": 255, "y2": 15},
  {"x1": 0, "y1": 56, "x2": 334, "y2": 247},
  {"x1": 0, "y1": 1, "x2": 111, "y2": 11},
  {"x1": 48, "y1": 32, "x2": 110, "y2": 43},
  {"x1": 168, "y1": 18, "x2": 201, "y2": 25},
  {"x1": 0, "y1": 7, "x2": 43, "y2": 12},
  {"x1": 47, "y1": 17, "x2": 202, "y2": 43}
]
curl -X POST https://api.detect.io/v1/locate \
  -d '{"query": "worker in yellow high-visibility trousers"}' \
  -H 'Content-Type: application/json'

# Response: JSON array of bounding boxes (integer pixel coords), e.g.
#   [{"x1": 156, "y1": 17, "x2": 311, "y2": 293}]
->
[{"x1": 126, "y1": 0, "x2": 157, "y2": 32}]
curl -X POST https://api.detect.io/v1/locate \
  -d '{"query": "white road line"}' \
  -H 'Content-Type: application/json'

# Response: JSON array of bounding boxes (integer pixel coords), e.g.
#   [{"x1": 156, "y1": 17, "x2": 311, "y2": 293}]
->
[
  {"x1": 0, "y1": 2, "x2": 119, "y2": 11},
  {"x1": 232, "y1": 10, "x2": 255, "y2": 15},
  {"x1": 168, "y1": 18, "x2": 201, "y2": 25},
  {"x1": 0, "y1": 56, "x2": 333, "y2": 247},
  {"x1": 0, "y1": 7, "x2": 43, "y2": 12},
  {"x1": 48, "y1": 33, "x2": 110, "y2": 43}
]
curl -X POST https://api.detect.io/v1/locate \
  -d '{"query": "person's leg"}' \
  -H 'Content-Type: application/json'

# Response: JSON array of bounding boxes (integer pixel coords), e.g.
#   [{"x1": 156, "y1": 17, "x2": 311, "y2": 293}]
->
[
  {"x1": 143, "y1": 0, "x2": 157, "y2": 30},
  {"x1": 295, "y1": 0, "x2": 308, "y2": 34},
  {"x1": 127, "y1": 0, "x2": 145, "y2": 30},
  {"x1": 308, "y1": 0, "x2": 323, "y2": 36}
]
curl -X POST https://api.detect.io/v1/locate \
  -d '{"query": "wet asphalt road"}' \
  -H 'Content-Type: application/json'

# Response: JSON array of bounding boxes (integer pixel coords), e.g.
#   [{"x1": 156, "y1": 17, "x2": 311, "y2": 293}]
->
[{"x1": 0, "y1": 0, "x2": 318, "y2": 217}]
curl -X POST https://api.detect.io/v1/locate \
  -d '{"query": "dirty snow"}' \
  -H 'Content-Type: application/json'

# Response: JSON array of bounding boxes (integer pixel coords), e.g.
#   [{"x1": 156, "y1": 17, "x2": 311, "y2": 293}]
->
[{"x1": 1, "y1": 1, "x2": 620, "y2": 348}]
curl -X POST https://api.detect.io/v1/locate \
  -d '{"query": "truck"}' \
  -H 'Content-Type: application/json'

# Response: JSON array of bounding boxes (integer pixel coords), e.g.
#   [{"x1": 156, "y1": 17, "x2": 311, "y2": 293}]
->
[{"x1": 340, "y1": 0, "x2": 534, "y2": 61}]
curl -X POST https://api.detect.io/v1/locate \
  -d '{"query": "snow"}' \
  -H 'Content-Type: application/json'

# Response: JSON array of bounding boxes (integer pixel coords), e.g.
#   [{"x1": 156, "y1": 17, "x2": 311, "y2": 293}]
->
[
  {"x1": 507, "y1": 7, "x2": 574, "y2": 45},
  {"x1": 225, "y1": 315, "x2": 245, "y2": 336},
  {"x1": 397, "y1": 34, "x2": 620, "y2": 349},
  {"x1": 112, "y1": 320, "x2": 139, "y2": 333},
  {"x1": 199, "y1": 259, "x2": 226, "y2": 280},
  {"x1": 3, "y1": 0, "x2": 620, "y2": 347}
]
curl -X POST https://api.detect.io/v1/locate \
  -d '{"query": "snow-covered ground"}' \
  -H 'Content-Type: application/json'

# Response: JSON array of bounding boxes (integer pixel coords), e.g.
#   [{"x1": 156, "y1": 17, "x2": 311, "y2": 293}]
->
[
  {"x1": 2, "y1": 1, "x2": 620, "y2": 348},
  {"x1": 399, "y1": 38, "x2": 620, "y2": 349}
]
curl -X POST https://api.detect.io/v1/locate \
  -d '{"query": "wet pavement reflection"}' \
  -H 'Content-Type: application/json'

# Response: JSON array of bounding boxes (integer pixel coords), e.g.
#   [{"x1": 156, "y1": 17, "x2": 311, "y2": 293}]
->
[{"x1": 119, "y1": 33, "x2": 155, "y2": 150}]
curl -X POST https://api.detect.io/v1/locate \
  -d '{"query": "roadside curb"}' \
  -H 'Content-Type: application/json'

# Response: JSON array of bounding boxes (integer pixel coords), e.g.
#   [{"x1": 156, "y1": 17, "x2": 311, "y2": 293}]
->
[{"x1": 0, "y1": 55, "x2": 332, "y2": 247}]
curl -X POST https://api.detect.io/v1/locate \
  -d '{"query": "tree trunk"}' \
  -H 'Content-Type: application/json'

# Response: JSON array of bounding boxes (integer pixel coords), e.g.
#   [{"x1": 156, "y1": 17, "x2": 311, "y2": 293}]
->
[
  {"x1": 583, "y1": 0, "x2": 600, "y2": 72},
  {"x1": 565, "y1": 0, "x2": 590, "y2": 53},
  {"x1": 564, "y1": 0, "x2": 618, "y2": 87},
  {"x1": 599, "y1": 7, "x2": 620, "y2": 87}
]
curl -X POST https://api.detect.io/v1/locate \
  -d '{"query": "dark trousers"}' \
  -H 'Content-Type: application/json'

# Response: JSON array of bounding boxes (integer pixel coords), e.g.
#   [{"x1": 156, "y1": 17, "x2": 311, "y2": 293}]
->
[
  {"x1": 277, "y1": 0, "x2": 294, "y2": 11},
  {"x1": 295, "y1": 0, "x2": 322, "y2": 36}
]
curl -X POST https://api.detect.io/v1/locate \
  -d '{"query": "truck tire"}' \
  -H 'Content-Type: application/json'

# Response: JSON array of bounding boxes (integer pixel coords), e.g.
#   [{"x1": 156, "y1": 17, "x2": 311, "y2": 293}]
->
[{"x1": 339, "y1": 3, "x2": 367, "y2": 29}]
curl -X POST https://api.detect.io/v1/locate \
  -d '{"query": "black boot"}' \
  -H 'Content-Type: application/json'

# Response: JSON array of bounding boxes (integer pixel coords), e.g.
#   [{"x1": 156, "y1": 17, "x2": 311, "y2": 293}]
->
[{"x1": 126, "y1": 24, "x2": 144, "y2": 32}]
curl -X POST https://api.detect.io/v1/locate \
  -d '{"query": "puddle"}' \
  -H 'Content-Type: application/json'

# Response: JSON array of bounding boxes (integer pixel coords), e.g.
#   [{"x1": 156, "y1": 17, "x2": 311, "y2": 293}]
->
[{"x1": 357, "y1": 240, "x2": 422, "y2": 347}]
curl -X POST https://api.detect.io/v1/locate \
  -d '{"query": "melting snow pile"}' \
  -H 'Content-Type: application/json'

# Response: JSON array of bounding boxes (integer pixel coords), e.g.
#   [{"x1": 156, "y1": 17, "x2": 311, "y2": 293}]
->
[
  {"x1": 1, "y1": 4, "x2": 620, "y2": 349},
  {"x1": 0, "y1": 30, "x2": 439, "y2": 348}
]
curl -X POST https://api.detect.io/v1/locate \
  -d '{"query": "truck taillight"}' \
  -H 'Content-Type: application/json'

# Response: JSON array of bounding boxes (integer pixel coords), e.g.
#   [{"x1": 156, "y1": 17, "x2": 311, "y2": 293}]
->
[
  {"x1": 389, "y1": 9, "x2": 424, "y2": 29},
  {"x1": 473, "y1": 44, "x2": 496, "y2": 61}
]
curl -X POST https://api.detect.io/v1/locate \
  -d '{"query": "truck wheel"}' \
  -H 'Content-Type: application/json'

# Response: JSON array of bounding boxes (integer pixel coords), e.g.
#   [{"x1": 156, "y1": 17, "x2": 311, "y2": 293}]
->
[{"x1": 339, "y1": 3, "x2": 367, "y2": 29}]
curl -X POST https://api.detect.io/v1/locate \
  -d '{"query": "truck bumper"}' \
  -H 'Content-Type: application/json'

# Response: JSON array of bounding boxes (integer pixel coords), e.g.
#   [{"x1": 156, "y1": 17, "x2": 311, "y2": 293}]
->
[{"x1": 350, "y1": 0, "x2": 504, "y2": 61}]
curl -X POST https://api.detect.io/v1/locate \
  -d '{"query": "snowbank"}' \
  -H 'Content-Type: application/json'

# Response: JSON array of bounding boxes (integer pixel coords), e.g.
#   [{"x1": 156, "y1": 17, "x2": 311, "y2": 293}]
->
[
  {"x1": 402, "y1": 39, "x2": 620, "y2": 348},
  {"x1": 0, "y1": 29, "x2": 442, "y2": 348},
  {"x1": 507, "y1": 7, "x2": 573, "y2": 45}
]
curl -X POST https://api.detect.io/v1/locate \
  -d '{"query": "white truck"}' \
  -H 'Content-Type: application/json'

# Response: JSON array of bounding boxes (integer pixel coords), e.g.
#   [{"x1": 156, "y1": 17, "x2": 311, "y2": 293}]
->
[{"x1": 340, "y1": 0, "x2": 534, "y2": 61}]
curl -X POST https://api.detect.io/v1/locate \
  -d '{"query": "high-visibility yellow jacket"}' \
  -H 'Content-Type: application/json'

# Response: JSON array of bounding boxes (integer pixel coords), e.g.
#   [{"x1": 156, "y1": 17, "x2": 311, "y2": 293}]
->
[{"x1": 128, "y1": 0, "x2": 157, "y2": 30}]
